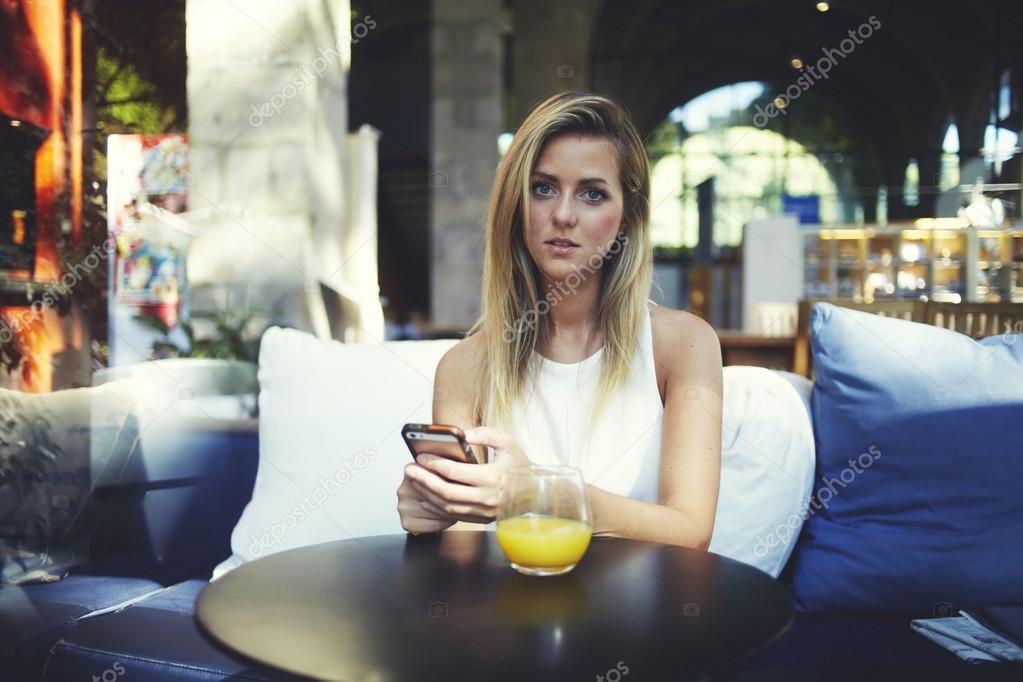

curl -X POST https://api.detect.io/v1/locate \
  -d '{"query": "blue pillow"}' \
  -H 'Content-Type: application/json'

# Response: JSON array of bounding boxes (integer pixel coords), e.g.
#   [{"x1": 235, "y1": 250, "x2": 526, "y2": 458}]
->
[{"x1": 788, "y1": 303, "x2": 1023, "y2": 614}]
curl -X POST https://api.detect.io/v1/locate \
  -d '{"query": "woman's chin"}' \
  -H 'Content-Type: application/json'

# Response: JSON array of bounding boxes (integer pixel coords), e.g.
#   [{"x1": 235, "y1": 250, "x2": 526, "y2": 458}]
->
[{"x1": 538, "y1": 263, "x2": 584, "y2": 286}]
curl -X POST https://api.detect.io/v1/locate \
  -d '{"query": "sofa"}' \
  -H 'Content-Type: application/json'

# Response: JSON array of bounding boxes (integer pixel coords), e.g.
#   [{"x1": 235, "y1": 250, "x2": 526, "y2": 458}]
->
[{"x1": 3, "y1": 303, "x2": 1022, "y2": 681}]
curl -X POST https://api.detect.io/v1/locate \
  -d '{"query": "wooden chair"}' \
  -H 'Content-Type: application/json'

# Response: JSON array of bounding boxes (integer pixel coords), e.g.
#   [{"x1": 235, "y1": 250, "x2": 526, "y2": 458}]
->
[
  {"x1": 923, "y1": 302, "x2": 1023, "y2": 340},
  {"x1": 792, "y1": 299, "x2": 925, "y2": 378},
  {"x1": 793, "y1": 299, "x2": 1023, "y2": 377}
]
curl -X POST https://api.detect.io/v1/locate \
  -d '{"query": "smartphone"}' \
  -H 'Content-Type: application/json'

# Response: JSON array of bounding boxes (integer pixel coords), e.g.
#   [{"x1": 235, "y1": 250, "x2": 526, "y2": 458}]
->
[{"x1": 402, "y1": 423, "x2": 479, "y2": 464}]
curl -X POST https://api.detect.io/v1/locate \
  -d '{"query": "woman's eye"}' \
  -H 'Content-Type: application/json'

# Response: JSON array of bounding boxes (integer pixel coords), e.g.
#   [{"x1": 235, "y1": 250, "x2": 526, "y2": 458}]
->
[
  {"x1": 583, "y1": 188, "x2": 606, "y2": 202},
  {"x1": 532, "y1": 182, "x2": 554, "y2": 197}
]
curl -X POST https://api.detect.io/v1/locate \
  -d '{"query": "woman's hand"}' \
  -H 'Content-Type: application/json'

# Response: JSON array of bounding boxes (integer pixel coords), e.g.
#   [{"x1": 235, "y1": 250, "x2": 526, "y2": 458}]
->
[
  {"x1": 396, "y1": 470, "x2": 456, "y2": 535},
  {"x1": 402, "y1": 427, "x2": 530, "y2": 525}
]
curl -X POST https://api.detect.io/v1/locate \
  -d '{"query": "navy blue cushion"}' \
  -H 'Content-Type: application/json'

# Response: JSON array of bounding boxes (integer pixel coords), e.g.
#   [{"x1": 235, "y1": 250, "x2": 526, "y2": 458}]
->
[
  {"x1": 41, "y1": 580, "x2": 298, "y2": 681},
  {"x1": 720, "y1": 612, "x2": 1022, "y2": 681},
  {"x1": 0, "y1": 575, "x2": 162, "y2": 682},
  {"x1": 788, "y1": 303, "x2": 1023, "y2": 614}
]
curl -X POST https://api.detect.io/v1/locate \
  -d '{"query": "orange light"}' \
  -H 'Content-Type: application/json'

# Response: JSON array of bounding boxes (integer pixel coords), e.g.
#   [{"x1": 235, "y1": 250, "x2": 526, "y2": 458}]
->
[
  {"x1": 71, "y1": 9, "x2": 83, "y2": 242},
  {"x1": 12, "y1": 211, "x2": 27, "y2": 245},
  {"x1": 0, "y1": 307, "x2": 64, "y2": 393}
]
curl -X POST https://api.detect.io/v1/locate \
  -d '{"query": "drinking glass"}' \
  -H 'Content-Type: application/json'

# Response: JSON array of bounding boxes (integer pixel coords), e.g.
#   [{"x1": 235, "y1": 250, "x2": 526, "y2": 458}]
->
[{"x1": 495, "y1": 465, "x2": 592, "y2": 576}]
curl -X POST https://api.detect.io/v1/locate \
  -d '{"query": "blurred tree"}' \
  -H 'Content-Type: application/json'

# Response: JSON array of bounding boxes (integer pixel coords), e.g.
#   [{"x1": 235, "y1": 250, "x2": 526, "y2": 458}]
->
[{"x1": 91, "y1": 0, "x2": 187, "y2": 136}]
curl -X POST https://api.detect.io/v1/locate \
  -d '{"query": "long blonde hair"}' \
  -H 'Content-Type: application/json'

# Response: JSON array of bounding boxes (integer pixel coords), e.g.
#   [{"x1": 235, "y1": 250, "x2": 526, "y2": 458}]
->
[{"x1": 469, "y1": 92, "x2": 652, "y2": 433}]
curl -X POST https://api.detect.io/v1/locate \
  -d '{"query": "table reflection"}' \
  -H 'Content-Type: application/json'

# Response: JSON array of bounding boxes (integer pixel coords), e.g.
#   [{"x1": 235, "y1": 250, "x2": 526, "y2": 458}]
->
[{"x1": 494, "y1": 570, "x2": 590, "y2": 624}]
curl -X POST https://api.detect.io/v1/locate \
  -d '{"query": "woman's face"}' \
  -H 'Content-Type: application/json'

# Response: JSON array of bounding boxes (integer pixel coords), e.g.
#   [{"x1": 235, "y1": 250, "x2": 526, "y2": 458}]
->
[{"x1": 525, "y1": 133, "x2": 624, "y2": 285}]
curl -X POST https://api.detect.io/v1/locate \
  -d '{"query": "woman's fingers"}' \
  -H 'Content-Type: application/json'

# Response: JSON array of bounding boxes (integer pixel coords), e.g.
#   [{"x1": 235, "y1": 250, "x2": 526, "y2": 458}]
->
[
  {"x1": 493, "y1": 449, "x2": 529, "y2": 466},
  {"x1": 401, "y1": 511, "x2": 453, "y2": 534},
  {"x1": 420, "y1": 499, "x2": 446, "y2": 516},
  {"x1": 400, "y1": 436, "x2": 523, "y2": 527},
  {"x1": 464, "y1": 426, "x2": 511, "y2": 450},
  {"x1": 465, "y1": 427, "x2": 530, "y2": 465},
  {"x1": 412, "y1": 480, "x2": 472, "y2": 517},
  {"x1": 410, "y1": 475, "x2": 495, "y2": 519},
  {"x1": 407, "y1": 464, "x2": 498, "y2": 521},
  {"x1": 398, "y1": 494, "x2": 446, "y2": 521},
  {"x1": 416, "y1": 454, "x2": 494, "y2": 486},
  {"x1": 400, "y1": 466, "x2": 466, "y2": 514},
  {"x1": 419, "y1": 495, "x2": 490, "y2": 524},
  {"x1": 411, "y1": 464, "x2": 494, "y2": 505},
  {"x1": 397, "y1": 468, "x2": 456, "y2": 534}
]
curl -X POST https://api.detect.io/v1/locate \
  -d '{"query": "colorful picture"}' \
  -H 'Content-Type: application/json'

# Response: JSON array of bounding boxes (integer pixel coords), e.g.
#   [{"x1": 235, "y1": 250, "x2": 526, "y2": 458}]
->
[{"x1": 106, "y1": 133, "x2": 189, "y2": 308}]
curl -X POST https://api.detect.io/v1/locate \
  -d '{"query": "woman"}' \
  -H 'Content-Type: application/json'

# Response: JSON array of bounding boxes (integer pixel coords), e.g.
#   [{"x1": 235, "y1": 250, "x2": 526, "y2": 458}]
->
[{"x1": 397, "y1": 92, "x2": 722, "y2": 548}]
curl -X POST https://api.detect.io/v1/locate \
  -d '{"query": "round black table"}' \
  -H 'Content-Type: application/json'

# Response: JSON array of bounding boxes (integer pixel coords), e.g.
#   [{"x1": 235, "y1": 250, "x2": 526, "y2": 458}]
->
[{"x1": 196, "y1": 532, "x2": 793, "y2": 681}]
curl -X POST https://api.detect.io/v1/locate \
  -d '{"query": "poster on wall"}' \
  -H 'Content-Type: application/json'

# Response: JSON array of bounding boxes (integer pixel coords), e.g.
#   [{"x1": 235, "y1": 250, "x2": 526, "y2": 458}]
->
[
  {"x1": 106, "y1": 134, "x2": 190, "y2": 364},
  {"x1": 107, "y1": 134, "x2": 189, "y2": 310}
]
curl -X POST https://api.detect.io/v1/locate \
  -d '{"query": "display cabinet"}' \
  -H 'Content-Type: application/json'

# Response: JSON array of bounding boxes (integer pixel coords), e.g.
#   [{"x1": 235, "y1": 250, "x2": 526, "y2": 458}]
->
[{"x1": 801, "y1": 222, "x2": 1023, "y2": 303}]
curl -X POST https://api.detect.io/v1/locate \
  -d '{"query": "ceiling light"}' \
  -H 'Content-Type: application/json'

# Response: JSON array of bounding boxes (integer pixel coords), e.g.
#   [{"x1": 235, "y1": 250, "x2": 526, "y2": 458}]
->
[
  {"x1": 10, "y1": 119, "x2": 21, "y2": 127},
  {"x1": 816, "y1": 2, "x2": 830, "y2": 12},
  {"x1": 790, "y1": 57, "x2": 804, "y2": 69},
  {"x1": 774, "y1": 97, "x2": 787, "y2": 109}
]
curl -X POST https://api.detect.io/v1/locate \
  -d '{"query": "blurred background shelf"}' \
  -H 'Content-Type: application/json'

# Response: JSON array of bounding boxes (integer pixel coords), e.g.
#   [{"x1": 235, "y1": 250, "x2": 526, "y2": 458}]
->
[{"x1": 801, "y1": 222, "x2": 1023, "y2": 303}]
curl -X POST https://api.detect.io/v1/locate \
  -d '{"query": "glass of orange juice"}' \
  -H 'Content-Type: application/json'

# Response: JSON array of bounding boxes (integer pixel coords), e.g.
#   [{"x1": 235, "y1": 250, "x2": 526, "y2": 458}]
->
[{"x1": 496, "y1": 465, "x2": 592, "y2": 576}]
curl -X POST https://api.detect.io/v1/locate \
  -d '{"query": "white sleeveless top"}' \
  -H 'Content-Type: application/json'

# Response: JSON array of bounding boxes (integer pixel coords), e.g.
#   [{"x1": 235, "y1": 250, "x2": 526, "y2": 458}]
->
[{"x1": 503, "y1": 304, "x2": 664, "y2": 503}]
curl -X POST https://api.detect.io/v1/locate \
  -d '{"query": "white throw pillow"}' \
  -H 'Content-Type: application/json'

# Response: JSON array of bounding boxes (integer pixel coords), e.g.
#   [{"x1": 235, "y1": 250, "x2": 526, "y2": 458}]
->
[
  {"x1": 708, "y1": 366, "x2": 816, "y2": 577},
  {"x1": 213, "y1": 328, "x2": 456, "y2": 579}
]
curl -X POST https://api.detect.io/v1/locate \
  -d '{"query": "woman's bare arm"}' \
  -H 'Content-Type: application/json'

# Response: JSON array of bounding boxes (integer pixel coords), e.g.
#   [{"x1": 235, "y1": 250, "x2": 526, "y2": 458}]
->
[
  {"x1": 397, "y1": 334, "x2": 483, "y2": 534},
  {"x1": 427, "y1": 335, "x2": 490, "y2": 531},
  {"x1": 587, "y1": 309, "x2": 722, "y2": 548}
]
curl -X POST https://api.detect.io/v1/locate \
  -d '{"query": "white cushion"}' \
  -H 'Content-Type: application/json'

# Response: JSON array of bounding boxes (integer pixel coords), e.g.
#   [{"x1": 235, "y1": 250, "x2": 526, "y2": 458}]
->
[
  {"x1": 213, "y1": 328, "x2": 456, "y2": 579},
  {"x1": 215, "y1": 330, "x2": 815, "y2": 580},
  {"x1": 708, "y1": 366, "x2": 816, "y2": 577}
]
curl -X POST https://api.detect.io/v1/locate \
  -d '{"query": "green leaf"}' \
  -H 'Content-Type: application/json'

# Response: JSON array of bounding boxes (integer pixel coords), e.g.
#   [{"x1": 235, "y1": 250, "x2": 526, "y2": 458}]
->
[{"x1": 134, "y1": 314, "x2": 170, "y2": 336}]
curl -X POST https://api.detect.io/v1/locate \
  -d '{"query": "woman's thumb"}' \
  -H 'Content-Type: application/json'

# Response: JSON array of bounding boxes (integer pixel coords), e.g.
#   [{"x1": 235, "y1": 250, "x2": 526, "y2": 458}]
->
[{"x1": 465, "y1": 426, "x2": 504, "y2": 448}]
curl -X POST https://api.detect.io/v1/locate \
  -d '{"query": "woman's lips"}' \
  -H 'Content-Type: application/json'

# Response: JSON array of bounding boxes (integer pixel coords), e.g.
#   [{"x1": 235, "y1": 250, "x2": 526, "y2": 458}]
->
[{"x1": 544, "y1": 241, "x2": 579, "y2": 256}]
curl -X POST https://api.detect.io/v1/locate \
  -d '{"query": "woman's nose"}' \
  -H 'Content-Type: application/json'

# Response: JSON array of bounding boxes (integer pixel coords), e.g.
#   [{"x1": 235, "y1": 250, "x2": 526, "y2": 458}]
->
[{"x1": 552, "y1": 195, "x2": 577, "y2": 227}]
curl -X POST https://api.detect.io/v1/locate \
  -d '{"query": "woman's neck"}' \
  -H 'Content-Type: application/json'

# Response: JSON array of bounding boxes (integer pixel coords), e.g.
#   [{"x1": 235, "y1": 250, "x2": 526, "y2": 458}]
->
[{"x1": 538, "y1": 274, "x2": 603, "y2": 354}]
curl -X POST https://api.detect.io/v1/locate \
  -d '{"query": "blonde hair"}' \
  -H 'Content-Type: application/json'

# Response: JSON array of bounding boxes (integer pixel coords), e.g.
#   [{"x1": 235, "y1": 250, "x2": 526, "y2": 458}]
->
[{"x1": 468, "y1": 92, "x2": 653, "y2": 434}]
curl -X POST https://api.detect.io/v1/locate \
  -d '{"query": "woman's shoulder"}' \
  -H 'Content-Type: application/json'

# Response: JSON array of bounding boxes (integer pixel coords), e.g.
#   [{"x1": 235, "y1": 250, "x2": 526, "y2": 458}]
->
[
  {"x1": 435, "y1": 330, "x2": 487, "y2": 382},
  {"x1": 647, "y1": 302, "x2": 721, "y2": 367},
  {"x1": 647, "y1": 302, "x2": 716, "y2": 342},
  {"x1": 433, "y1": 331, "x2": 488, "y2": 425}
]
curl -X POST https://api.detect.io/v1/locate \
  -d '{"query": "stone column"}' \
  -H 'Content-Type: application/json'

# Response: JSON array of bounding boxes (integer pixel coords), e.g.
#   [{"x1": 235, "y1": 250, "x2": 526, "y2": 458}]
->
[
  {"x1": 430, "y1": 0, "x2": 502, "y2": 328},
  {"x1": 186, "y1": 0, "x2": 357, "y2": 336},
  {"x1": 512, "y1": 0, "x2": 599, "y2": 123}
]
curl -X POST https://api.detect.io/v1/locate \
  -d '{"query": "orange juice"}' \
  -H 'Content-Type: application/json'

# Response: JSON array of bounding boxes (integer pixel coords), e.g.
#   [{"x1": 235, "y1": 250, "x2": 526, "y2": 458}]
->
[{"x1": 496, "y1": 514, "x2": 592, "y2": 574}]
